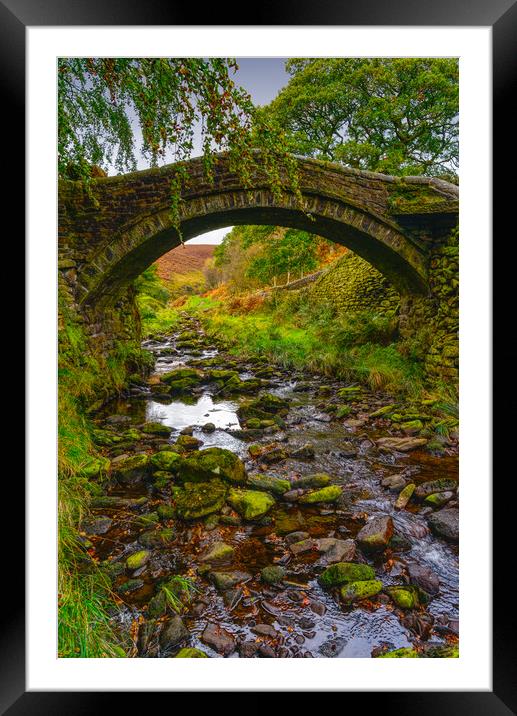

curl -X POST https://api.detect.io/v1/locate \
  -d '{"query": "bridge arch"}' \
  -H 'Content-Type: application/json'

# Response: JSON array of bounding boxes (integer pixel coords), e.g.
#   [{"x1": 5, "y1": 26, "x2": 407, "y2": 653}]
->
[{"x1": 57, "y1": 154, "x2": 458, "y2": 307}]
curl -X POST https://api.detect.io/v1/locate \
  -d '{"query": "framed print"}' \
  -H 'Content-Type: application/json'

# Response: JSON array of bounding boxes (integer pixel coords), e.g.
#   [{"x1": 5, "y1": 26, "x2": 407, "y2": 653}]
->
[{"x1": 7, "y1": 0, "x2": 513, "y2": 710}]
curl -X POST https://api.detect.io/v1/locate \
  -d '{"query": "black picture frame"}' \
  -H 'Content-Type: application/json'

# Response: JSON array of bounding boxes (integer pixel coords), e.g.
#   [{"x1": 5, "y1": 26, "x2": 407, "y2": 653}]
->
[{"x1": 8, "y1": 0, "x2": 514, "y2": 711}]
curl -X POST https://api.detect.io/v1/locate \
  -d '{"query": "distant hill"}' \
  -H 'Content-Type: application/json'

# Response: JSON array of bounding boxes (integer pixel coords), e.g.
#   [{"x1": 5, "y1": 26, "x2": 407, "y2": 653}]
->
[{"x1": 155, "y1": 244, "x2": 215, "y2": 280}]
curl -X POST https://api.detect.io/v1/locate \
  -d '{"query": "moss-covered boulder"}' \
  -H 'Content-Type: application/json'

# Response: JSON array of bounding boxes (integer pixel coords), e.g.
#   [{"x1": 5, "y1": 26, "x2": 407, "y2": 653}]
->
[
  {"x1": 356, "y1": 515, "x2": 393, "y2": 550},
  {"x1": 162, "y1": 367, "x2": 202, "y2": 384},
  {"x1": 319, "y1": 562, "x2": 375, "y2": 588},
  {"x1": 173, "y1": 479, "x2": 228, "y2": 520},
  {"x1": 299, "y1": 485, "x2": 342, "y2": 504},
  {"x1": 385, "y1": 585, "x2": 421, "y2": 609},
  {"x1": 111, "y1": 453, "x2": 150, "y2": 484},
  {"x1": 261, "y1": 565, "x2": 286, "y2": 584},
  {"x1": 79, "y1": 456, "x2": 111, "y2": 479},
  {"x1": 291, "y1": 473, "x2": 332, "y2": 490},
  {"x1": 340, "y1": 579, "x2": 383, "y2": 602},
  {"x1": 139, "y1": 528, "x2": 175, "y2": 548},
  {"x1": 126, "y1": 550, "x2": 151, "y2": 570},
  {"x1": 157, "y1": 504, "x2": 175, "y2": 520},
  {"x1": 394, "y1": 483, "x2": 416, "y2": 510},
  {"x1": 227, "y1": 488, "x2": 275, "y2": 521},
  {"x1": 150, "y1": 450, "x2": 183, "y2": 472},
  {"x1": 174, "y1": 434, "x2": 203, "y2": 451},
  {"x1": 174, "y1": 647, "x2": 208, "y2": 658},
  {"x1": 247, "y1": 473, "x2": 290, "y2": 495},
  {"x1": 199, "y1": 541, "x2": 235, "y2": 564},
  {"x1": 414, "y1": 478, "x2": 457, "y2": 500},
  {"x1": 178, "y1": 447, "x2": 247, "y2": 485},
  {"x1": 141, "y1": 422, "x2": 171, "y2": 436}
]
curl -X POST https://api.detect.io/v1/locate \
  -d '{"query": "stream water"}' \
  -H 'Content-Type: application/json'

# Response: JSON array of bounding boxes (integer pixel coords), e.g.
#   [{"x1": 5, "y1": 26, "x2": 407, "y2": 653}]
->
[{"x1": 87, "y1": 315, "x2": 459, "y2": 658}]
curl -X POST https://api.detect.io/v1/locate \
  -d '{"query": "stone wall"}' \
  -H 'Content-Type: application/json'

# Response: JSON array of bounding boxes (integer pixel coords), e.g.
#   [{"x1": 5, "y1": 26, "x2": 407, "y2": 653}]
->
[{"x1": 307, "y1": 252, "x2": 400, "y2": 317}]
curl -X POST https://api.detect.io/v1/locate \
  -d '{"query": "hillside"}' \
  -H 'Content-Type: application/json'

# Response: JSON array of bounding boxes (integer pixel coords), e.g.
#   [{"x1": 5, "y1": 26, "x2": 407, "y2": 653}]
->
[{"x1": 154, "y1": 244, "x2": 215, "y2": 280}]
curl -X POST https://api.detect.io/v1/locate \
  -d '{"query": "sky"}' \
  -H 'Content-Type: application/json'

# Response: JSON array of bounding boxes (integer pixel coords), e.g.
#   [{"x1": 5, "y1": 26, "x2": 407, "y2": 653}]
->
[{"x1": 185, "y1": 58, "x2": 290, "y2": 245}]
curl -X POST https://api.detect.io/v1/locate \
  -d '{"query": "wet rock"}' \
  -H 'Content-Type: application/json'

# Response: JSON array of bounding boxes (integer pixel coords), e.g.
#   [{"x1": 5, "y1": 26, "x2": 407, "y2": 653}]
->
[
  {"x1": 91, "y1": 495, "x2": 148, "y2": 509},
  {"x1": 289, "y1": 473, "x2": 331, "y2": 490},
  {"x1": 340, "y1": 442, "x2": 357, "y2": 457},
  {"x1": 290, "y1": 443, "x2": 315, "y2": 459},
  {"x1": 395, "y1": 483, "x2": 416, "y2": 510},
  {"x1": 201, "y1": 623, "x2": 236, "y2": 656},
  {"x1": 227, "y1": 488, "x2": 275, "y2": 521},
  {"x1": 106, "y1": 414, "x2": 132, "y2": 425},
  {"x1": 80, "y1": 516, "x2": 112, "y2": 535},
  {"x1": 385, "y1": 585, "x2": 421, "y2": 609},
  {"x1": 376, "y1": 437, "x2": 428, "y2": 452},
  {"x1": 173, "y1": 479, "x2": 228, "y2": 520},
  {"x1": 318, "y1": 637, "x2": 346, "y2": 658},
  {"x1": 141, "y1": 422, "x2": 171, "y2": 436},
  {"x1": 111, "y1": 453, "x2": 150, "y2": 484},
  {"x1": 341, "y1": 579, "x2": 383, "y2": 602},
  {"x1": 258, "y1": 643, "x2": 276, "y2": 658},
  {"x1": 150, "y1": 449, "x2": 183, "y2": 472},
  {"x1": 424, "y1": 491, "x2": 454, "y2": 507},
  {"x1": 159, "y1": 615, "x2": 190, "y2": 652},
  {"x1": 126, "y1": 549, "x2": 151, "y2": 570},
  {"x1": 319, "y1": 562, "x2": 375, "y2": 588},
  {"x1": 210, "y1": 570, "x2": 252, "y2": 591},
  {"x1": 414, "y1": 478, "x2": 457, "y2": 500},
  {"x1": 179, "y1": 447, "x2": 247, "y2": 485},
  {"x1": 180, "y1": 426, "x2": 194, "y2": 435},
  {"x1": 285, "y1": 531, "x2": 310, "y2": 544},
  {"x1": 222, "y1": 588, "x2": 243, "y2": 609},
  {"x1": 290, "y1": 538, "x2": 317, "y2": 555},
  {"x1": 199, "y1": 541, "x2": 235, "y2": 564},
  {"x1": 201, "y1": 422, "x2": 216, "y2": 433},
  {"x1": 317, "y1": 538, "x2": 356, "y2": 564},
  {"x1": 247, "y1": 473, "x2": 290, "y2": 495},
  {"x1": 117, "y1": 578, "x2": 144, "y2": 594},
  {"x1": 261, "y1": 565, "x2": 286, "y2": 584},
  {"x1": 309, "y1": 599, "x2": 326, "y2": 616},
  {"x1": 427, "y1": 508, "x2": 459, "y2": 542},
  {"x1": 282, "y1": 489, "x2": 304, "y2": 502},
  {"x1": 260, "y1": 446, "x2": 289, "y2": 464},
  {"x1": 174, "y1": 647, "x2": 208, "y2": 658},
  {"x1": 299, "y1": 485, "x2": 342, "y2": 504},
  {"x1": 139, "y1": 528, "x2": 175, "y2": 548},
  {"x1": 356, "y1": 515, "x2": 393, "y2": 550},
  {"x1": 174, "y1": 434, "x2": 203, "y2": 452},
  {"x1": 239, "y1": 641, "x2": 259, "y2": 658},
  {"x1": 381, "y1": 474, "x2": 407, "y2": 491},
  {"x1": 252, "y1": 624, "x2": 278, "y2": 638},
  {"x1": 407, "y1": 563, "x2": 440, "y2": 596},
  {"x1": 147, "y1": 590, "x2": 167, "y2": 619}
]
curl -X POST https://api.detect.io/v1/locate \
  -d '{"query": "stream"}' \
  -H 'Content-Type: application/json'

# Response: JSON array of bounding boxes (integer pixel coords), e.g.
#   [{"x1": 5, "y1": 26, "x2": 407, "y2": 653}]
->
[{"x1": 85, "y1": 314, "x2": 459, "y2": 658}]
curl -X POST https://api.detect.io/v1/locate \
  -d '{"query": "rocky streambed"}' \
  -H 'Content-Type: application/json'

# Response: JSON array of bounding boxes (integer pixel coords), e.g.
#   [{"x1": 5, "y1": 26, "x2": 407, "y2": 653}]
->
[{"x1": 81, "y1": 314, "x2": 459, "y2": 659}]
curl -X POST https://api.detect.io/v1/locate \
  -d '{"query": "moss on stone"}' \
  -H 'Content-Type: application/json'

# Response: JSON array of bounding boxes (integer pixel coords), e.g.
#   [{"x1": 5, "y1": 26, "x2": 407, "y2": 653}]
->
[
  {"x1": 340, "y1": 579, "x2": 383, "y2": 602},
  {"x1": 319, "y1": 562, "x2": 375, "y2": 588},
  {"x1": 173, "y1": 479, "x2": 228, "y2": 520},
  {"x1": 227, "y1": 488, "x2": 275, "y2": 521},
  {"x1": 299, "y1": 485, "x2": 342, "y2": 504},
  {"x1": 178, "y1": 447, "x2": 247, "y2": 485}
]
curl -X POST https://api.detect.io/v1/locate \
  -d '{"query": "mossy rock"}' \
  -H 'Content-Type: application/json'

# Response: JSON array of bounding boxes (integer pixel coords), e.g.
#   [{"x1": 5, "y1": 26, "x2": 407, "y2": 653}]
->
[
  {"x1": 174, "y1": 434, "x2": 203, "y2": 451},
  {"x1": 376, "y1": 647, "x2": 420, "y2": 658},
  {"x1": 79, "y1": 456, "x2": 111, "y2": 479},
  {"x1": 157, "y1": 504, "x2": 176, "y2": 520},
  {"x1": 261, "y1": 565, "x2": 286, "y2": 584},
  {"x1": 117, "y1": 579, "x2": 144, "y2": 594},
  {"x1": 319, "y1": 562, "x2": 375, "y2": 588},
  {"x1": 424, "y1": 491, "x2": 454, "y2": 507},
  {"x1": 126, "y1": 550, "x2": 151, "y2": 570},
  {"x1": 178, "y1": 447, "x2": 247, "y2": 485},
  {"x1": 174, "y1": 647, "x2": 208, "y2": 658},
  {"x1": 385, "y1": 585, "x2": 421, "y2": 609},
  {"x1": 414, "y1": 478, "x2": 457, "y2": 500},
  {"x1": 200, "y1": 541, "x2": 235, "y2": 563},
  {"x1": 111, "y1": 453, "x2": 150, "y2": 484},
  {"x1": 141, "y1": 422, "x2": 171, "y2": 436},
  {"x1": 162, "y1": 367, "x2": 203, "y2": 384},
  {"x1": 335, "y1": 405, "x2": 352, "y2": 419},
  {"x1": 139, "y1": 528, "x2": 175, "y2": 548},
  {"x1": 299, "y1": 485, "x2": 342, "y2": 504},
  {"x1": 206, "y1": 369, "x2": 239, "y2": 381},
  {"x1": 173, "y1": 479, "x2": 228, "y2": 520},
  {"x1": 246, "y1": 419, "x2": 262, "y2": 430},
  {"x1": 150, "y1": 450, "x2": 183, "y2": 472},
  {"x1": 168, "y1": 378, "x2": 200, "y2": 394},
  {"x1": 340, "y1": 579, "x2": 383, "y2": 602},
  {"x1": 247, "y1": 473, "x2": 291, "y2": 495},
  {"x1": 136, "y1": 512, "x2": 160, "y2": 527},
  {"x1": 227, "y1": 488, "x2": 275, "y2": 521},
  {"x1": 293, "y1": 473, "x2": 332, "y2": 490}
]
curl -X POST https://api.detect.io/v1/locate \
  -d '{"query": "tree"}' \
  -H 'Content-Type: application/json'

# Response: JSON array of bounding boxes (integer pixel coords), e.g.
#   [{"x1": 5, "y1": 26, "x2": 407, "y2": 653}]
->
[
  {"x1": 58, "y1": 58, "x2": 301, "y2": 227},
  {"x1": 264, "y1": 58, "x2": 459, "y2": 178}
]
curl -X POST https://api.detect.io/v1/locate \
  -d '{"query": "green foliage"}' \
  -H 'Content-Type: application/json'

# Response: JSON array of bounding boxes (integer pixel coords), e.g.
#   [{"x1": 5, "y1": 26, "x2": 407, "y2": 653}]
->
[
  {"x1": 160, "y1": 576, "x2": 199, "y2": 614},
  {"x1": 264, "y1": 58, "x2": 459, "y2": 177},
  {"x1": 58, "y1": 58, "x2": 303, "y2": 233},
  {"x1": 134, "y1": 264, "x2": 182, "y2": 335}
]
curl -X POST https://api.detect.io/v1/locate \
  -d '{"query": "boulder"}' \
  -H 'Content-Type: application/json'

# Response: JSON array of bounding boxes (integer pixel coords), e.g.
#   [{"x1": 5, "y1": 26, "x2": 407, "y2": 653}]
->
[
  {"x1": 260, "y1": 565, "x2": 286, "y2": 584},
  {"x1": 199, "y1": 541, "x2": 235, "y2": 564},
  {"x1": 159, "y1": 615, "x2": 190, "y2": 651},
  {"x1": 173, "y1": 479, "x2": 228, "y2": 520},
  {"x1": 247, "y1": 473, "x2": 290, "y2": 495},
  {"x1": 126, "y1": 550, "x2": 151, "y2": 570},
  {"x1": 427, "y1": 508, "x2": 459, "y2": 542},
  {"x1": 289, "y1": 473, "x2": 331, "y2": 490},
  {"x1": 201, "y1": 623, "x2": 236, "y2": 656},
  {"x1": 340, "y1": 579, "x2": 383, "y2": 602},
  {"x1": 414, "y1": 479, "x2": 457, "y2": 500},
  {"x1": 227, "y1": 488, "x2": 275, "y2": 521},
  {"x1": 111, "y1": 453, "x2": 150, "y2": 484},
  {"x1": 150, "y1": 450, "x2": 183, "y2": 472},
  {"x1": 386, "y1": 585, "x2": 421, "y2": 609},
  {"x1": 178, "y1": 447, "x2": 247, "y2": 485},
  {"x1": 356, "y1": 515, "x2": 393, "y2": 550},
  {"x1": 407, "y1": 562, "x2": 440, "y2": 596},
  {"x1": 80, "y1": 516, "x2": 112, "y2": 535},
  {"x1": 317, "y1": 538, "x2": 356, "y2": 564},
  {"x1": 210, "y1": 570, "x2": 251, "y2": 591},
  {"x1": 299, "y1": 485, "x2": 342, "y2": 504},
  {"x1": 319, "y1": 562, "x2": 375, "y2": 588},
  {"x1": 141, "y1": 422, "x2": 171, "y2": 436}
]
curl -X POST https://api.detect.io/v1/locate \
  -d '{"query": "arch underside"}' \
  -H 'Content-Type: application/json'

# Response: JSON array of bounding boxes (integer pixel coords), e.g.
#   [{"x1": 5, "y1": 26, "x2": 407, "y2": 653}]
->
[{"x1": 82, "y1": 190, "x2": 429, "y2": 307}]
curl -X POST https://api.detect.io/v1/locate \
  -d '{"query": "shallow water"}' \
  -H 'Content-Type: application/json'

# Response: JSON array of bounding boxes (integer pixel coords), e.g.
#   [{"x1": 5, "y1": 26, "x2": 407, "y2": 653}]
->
[{"x1": 91, "y1": 318, "x2": 459, "y2": 658}]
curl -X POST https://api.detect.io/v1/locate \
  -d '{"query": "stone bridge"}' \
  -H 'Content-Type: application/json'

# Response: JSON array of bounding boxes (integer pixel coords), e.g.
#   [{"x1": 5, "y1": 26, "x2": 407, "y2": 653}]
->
[{"x1": 58, "y1": 153, "x2": 458, "y2": 308}]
